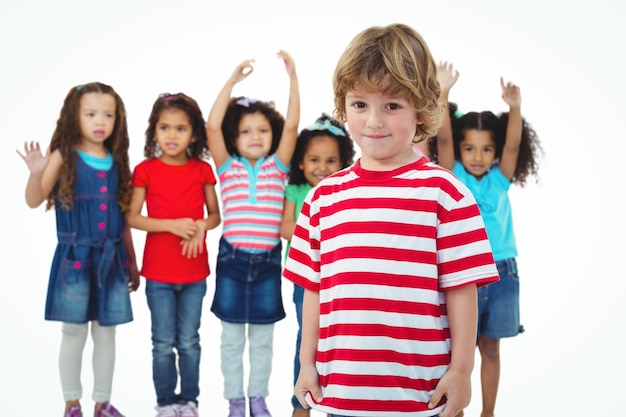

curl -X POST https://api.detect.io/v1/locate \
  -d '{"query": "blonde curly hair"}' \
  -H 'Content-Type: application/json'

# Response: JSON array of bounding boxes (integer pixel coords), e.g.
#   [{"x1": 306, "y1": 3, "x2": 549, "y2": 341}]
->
[{"x1": 332, "y1": 23, "x2": 442, "y2": 143}]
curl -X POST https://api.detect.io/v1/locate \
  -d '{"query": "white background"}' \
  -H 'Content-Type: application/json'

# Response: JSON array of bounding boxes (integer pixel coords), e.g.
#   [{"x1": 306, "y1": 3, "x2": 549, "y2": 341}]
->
[{"x1": 2, "y1": 1, "x2": 625, "y2": 416}]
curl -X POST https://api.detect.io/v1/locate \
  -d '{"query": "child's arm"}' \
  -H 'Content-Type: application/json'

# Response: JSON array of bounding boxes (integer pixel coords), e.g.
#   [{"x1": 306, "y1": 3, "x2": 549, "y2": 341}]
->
[
  {"x1": 498, "y1": 77, "x2": 523, "y2": 181},
  {"x1": 274, "y1": 50, "x2": 301, "y2": 167},
  {"x1": 428, "y1": 283, "x2": 477, "y2": 417},
  {"x1": 180, "y1": 183, "x2": 222, "y2": 258},
  {"x1": 435, "y1": 62, "x2": 460, "y2": 170},
  {"x1": 294, "y1": 288, "x2": 323, "y2": 408},
  {"x1": 206, "y1": 59, "x2": 255, "y2": 169},
  {"x1": 17, "y1": 142, "x2": 63, "y2": 208},
  {"x1": 123, "y1": 222, "x2": 140, "y2": 291},
  {"x1": 280, "y1": 199, "x2": 297, "y2": 241},
  {"x1": 126, "y1": 186, "x2": 199, "y2": 240}
]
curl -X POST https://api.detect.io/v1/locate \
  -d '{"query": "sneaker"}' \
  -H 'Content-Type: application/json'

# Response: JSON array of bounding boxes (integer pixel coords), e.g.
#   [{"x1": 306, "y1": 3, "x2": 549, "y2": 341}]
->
[
  {"x1": 177, "y1": 401, "x2": 199, "y2": 417},
  {"x1": 227, "y1": 398, "x2": 245, "y2": 417},
  {"x1": 94, "y1": 402, "x2": 124, "y2": 417},
  {"x1": 155, "y1": 404, "x2": 179, "y2": 417},
  {"x1": 249, "y1": 396, "x2": 271, "y2": 417},
  {"x1": 65, "y1": 405, "x2": 83, "y2": 417}
]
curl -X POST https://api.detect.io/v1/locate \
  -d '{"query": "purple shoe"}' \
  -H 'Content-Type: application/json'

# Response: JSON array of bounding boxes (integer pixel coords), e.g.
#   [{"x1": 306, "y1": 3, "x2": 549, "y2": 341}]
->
[
  {"x1": 94, "y1": 402, "x2": 125, "y2": 417},
  {"x1": 249, "y1": 396, "x2": 271, "y2": 417},
  {"x1": 64, "y1": 405, "x2": 83, "y2": 417},
  {"x1": 227, "y1": 398, "x2": 245, "y2": 417}
]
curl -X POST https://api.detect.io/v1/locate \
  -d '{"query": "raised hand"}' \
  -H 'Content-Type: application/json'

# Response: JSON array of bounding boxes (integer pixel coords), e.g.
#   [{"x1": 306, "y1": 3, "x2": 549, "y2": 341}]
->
[
  {"x1": 500, "y1": 77, "x2": 521, "y2": 109},
  {"x1": 277, "y1": 50, "x2": 297, "y2": 79},
  {"x1": 17, "y1": 141, "x2": 50, "y2": 174},
  {"x1": 437, "y1": 61, "x2": 460, "y2": 94},
  {"x1": 229, "y1": 59, "x2": 255, "y2": 84}
]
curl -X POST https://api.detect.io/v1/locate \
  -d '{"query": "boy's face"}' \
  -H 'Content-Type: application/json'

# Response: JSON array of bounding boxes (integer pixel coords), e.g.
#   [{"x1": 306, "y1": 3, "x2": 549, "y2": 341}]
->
[{"x1": 344, "y1": 87, "x2": 421, "y2": 170}]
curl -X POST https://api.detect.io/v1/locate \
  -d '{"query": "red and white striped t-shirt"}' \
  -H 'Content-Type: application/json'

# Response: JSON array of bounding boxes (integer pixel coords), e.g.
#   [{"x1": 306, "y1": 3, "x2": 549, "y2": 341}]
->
[{"x1": 283, "y1": 158, "x2": 499, "y2": 416}]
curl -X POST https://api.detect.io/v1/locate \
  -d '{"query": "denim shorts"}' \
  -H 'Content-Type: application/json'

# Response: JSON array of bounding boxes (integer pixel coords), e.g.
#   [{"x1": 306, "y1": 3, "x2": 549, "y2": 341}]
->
[{"x1": 477, "y1": 258, "x2": 524, "y2": 339}]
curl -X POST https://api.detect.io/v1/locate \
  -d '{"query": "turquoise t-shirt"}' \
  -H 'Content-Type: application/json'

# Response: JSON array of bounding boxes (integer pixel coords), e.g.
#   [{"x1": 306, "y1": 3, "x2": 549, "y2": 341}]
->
[
  {"x1": 77, "y1": 150, "x2": 113, "y2": 170},
  {"x1": 283, "y1": 183, "x2": 312, "y2": 262},
  {"x1": 452, "y1": 161, "x2": 517, "y2": 261}
]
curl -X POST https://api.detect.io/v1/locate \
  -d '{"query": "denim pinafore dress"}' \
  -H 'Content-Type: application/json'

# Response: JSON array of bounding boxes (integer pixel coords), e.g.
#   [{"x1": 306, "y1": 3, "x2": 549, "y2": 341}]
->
[{"x1": 44, "y1": 155, "x2": 133, "y2": 326}]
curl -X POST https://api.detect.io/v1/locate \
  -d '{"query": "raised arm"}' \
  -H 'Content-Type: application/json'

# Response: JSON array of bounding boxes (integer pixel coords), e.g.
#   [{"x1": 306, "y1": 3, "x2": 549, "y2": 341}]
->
[
  {"x1": 435, "y1": 62, "x2": 460, "y2": 170},
  {"x1": 274, "y1": 50, "x2": 300, "y2": 166},
  {"x1": 498, "y1": 77, "x2": 522, "y2": 181},
  {"x1": 17, "y1": 141, "x2": 63, "y2": 208},
  {"x1": 206, "y1": 59, "x2": 255, "y2": 169}
]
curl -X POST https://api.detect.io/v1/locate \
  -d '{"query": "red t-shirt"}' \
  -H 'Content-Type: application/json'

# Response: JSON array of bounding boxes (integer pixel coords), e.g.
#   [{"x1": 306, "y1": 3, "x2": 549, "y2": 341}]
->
[{"x1": 132, "y1": 158, "x2": 217, "y2": 284}]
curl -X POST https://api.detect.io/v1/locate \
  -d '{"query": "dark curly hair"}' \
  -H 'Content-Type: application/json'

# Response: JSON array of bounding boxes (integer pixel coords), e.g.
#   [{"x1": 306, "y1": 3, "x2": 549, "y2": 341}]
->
[
  {"x1": 144, "y1": 93, "x2": 209, "y2": 160},
  {"x1": 47, "y1": 82, "x2": 132, "y2": 212},
  {"x1": 222, "y1": 96, "x2": 284, "y2": 157},
  {"x1": 287, "y1": 113, "x2": 355, "y2": 185},
  {"x1": 429, "y1": 102, "x2": 542, "y2": 186}
]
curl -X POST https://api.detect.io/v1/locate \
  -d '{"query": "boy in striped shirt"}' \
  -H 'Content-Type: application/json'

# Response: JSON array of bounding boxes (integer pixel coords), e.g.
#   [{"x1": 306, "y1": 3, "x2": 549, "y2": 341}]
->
[{"x1": 283, "y1": 24, "x2": 499, "y2": 417}]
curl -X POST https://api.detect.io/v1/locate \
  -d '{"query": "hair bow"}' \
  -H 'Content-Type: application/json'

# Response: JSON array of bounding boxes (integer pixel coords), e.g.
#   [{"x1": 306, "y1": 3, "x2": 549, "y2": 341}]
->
[
  {"x1": 306, "y1": 119, "x2": 346, "y2": 137},
  {"x1": 236, "y1": 97, "x2": 256, "y2": 107}
]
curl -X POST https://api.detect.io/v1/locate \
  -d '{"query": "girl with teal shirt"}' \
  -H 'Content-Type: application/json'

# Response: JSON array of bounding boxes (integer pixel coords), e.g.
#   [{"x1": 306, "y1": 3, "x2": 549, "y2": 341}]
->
[{"x1": 434, "y1": 61, "x2": 542, "y2": 417}]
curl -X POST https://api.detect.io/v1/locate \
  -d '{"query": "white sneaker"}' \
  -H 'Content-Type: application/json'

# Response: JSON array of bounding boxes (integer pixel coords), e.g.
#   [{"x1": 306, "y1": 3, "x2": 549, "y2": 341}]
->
[
  {"x1": 155, "y1": 404, "x2": 179, "y2": 417},
  {"x1": 177, "y1": 402, "x2": 199, "y2": 417}
]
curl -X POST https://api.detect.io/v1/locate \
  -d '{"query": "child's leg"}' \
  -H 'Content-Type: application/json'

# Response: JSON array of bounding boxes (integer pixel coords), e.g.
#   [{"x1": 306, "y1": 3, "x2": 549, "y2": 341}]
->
[
  {"x1": 91, "y1": 321, "x2": 116, "y2": 404},
  {"x1": 146, "y1": 280, "x2": 179, "y2": 406},
  {"x1": 220, "y1": 321, "x2": 246, "y2": 399},
  {"x1": 177, "y1": 280, "x2": 207, "y2": 405},
  {"x1": 247, "y1": 323, "x2": 274, "y2": 398},
  {"x1": 477, "y1": 336, "x2": 500, "y2": 417},
  {"x1": 292, "y1": 284, "x2": 305, "y2": 409},
  {"x1": 60, "y1": 323, "x2": 89, "y2": 408}
]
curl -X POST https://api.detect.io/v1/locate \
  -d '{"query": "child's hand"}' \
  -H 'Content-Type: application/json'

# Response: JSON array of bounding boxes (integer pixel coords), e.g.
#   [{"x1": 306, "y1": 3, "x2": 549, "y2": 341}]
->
[
  {"x1": 428, "y1": 368, "x2": 471, "y2": 417},
  {"x1": 180, "y1": 220, "x2": 206, "y2": 258},
  {"x1": 294, "y1": 364, "x2": 323, "y2": 409},
  {"x1": 17, "y1": 141, "x2": 50, "y2": 174},
  {"x1": 230, "y1": 59, "x2": 255, "y2": 84},
  {"x1": 277, "y1": 50, "x2": 297, "y2": 79},
  {"x1": 437, "y1": 61, "x2": 460, "y2": 94},
  {"x1": 171, "y1": 218, "x2": 199, "y2": 240},
  {"x1": 128, "y1": 261, "x2": 140, "y2": 292},
  {"x1": 500, "y1": 77, "x2": 521, "y2": 109}
]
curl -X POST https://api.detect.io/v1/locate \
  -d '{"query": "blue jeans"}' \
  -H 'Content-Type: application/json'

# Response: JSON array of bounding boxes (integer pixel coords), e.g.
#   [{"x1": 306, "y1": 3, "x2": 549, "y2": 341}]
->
[{"x1": 146, "y1": 279, "x2": 206, "y2": 406}]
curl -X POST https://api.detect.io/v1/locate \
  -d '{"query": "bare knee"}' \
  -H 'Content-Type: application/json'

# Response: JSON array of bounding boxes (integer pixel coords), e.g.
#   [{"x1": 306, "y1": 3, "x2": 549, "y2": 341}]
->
[{"x1": 478, "y1": 337, "x2": 500, "y2": 360}]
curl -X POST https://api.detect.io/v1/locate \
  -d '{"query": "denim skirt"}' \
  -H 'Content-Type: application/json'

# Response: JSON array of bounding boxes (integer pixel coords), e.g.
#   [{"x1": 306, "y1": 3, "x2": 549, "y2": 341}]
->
[{"x1": 210, "y1": 237, "x2": 285, "y2": 324}]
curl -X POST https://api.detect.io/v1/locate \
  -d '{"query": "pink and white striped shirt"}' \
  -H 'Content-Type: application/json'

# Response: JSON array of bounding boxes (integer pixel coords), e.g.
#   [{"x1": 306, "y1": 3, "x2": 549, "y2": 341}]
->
[{"x1": 218, "y1": 154, "x2": 288, "y2": 252}]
